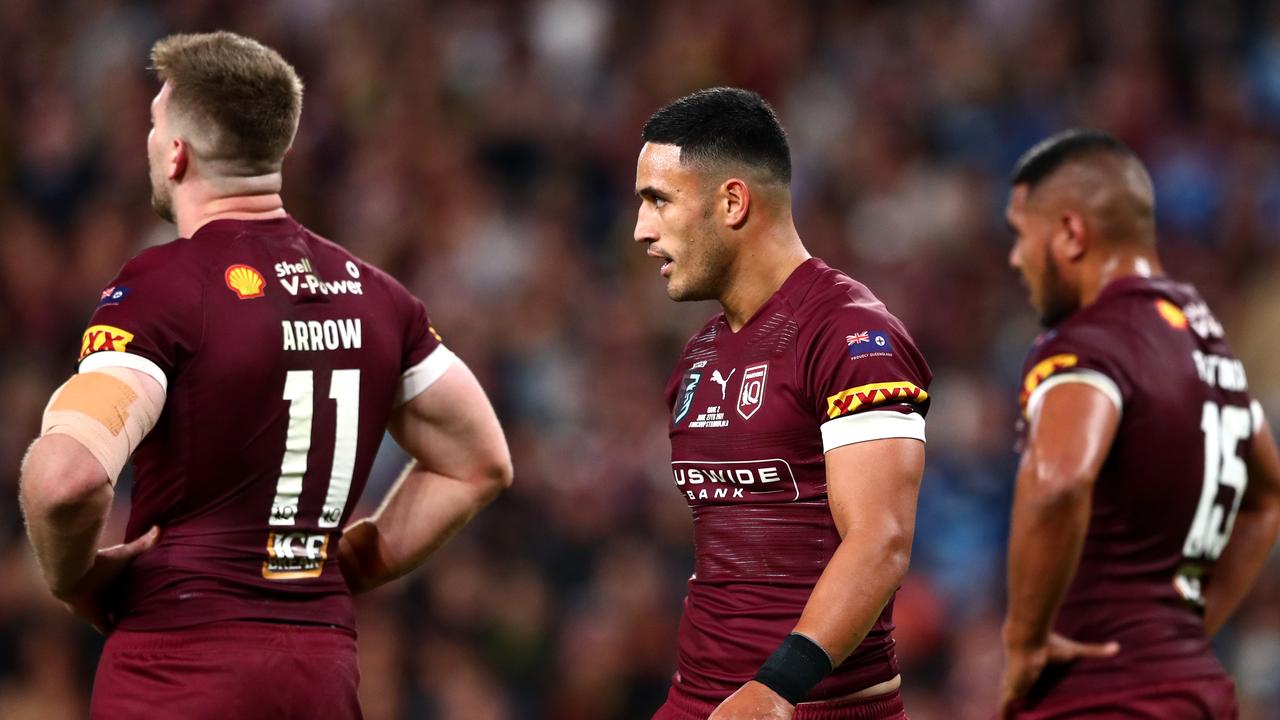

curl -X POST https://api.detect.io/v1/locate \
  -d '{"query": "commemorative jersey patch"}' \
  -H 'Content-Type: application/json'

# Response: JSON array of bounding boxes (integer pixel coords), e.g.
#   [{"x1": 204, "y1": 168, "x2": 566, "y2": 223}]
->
[
  {"x1": 847, "y1": 330, "x2": 893, "y2": 359},
  {"x1": 674, "y1": 369, "x2": 702, "y2": 424},
  {"x1": 79, "y1": 324, "x2": 135, "y2": 361},
  {"x1": 826, "y1": 380, "x2": 927, "y2": 419},
  {"x1": 225, "y1": 264, "x2": 267, "y2": 299}
]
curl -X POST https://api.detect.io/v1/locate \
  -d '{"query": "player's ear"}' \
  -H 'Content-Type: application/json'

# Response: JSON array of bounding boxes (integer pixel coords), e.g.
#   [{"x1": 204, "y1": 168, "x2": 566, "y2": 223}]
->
[
  {"x1": 721, "y1": 178, "x2": 750, "y2": 229},
  {"x1": 169, "y1": 137, "x2": 189, "y2": 182},
  {"x1": 1059, "y1": 210, "x2": 1088, "y2": 261}
]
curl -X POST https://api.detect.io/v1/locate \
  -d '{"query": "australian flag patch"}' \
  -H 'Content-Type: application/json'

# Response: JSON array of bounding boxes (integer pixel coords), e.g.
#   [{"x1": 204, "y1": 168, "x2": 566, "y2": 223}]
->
[{"x1": 847, "y1": 330, "x2": 893, "y2": 359}]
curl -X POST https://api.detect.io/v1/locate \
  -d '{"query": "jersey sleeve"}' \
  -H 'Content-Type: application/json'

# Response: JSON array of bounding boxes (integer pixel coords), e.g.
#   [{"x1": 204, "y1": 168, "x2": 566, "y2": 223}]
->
[
  {"x1": 385, "y1": 277, "x2": 455, "y2": 406},
  {"x1": 1019, "y1": 324, "x2": 1132, "y2": 422},
  {"x1": 803, "y1": 308, "x2": 933, "y2": 453},
  {"x1": 77, "y1": 249, "x2": 201, "y2": 392}
]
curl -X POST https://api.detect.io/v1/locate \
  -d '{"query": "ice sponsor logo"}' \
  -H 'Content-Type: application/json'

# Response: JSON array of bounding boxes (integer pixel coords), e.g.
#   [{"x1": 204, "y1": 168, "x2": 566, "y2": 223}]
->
[
  {"x1": 674, "y1": 370, "x2": 702, "y2": 424},
  {"x1": 672, "y1": 458, "x2": 799, "y2": 503},
  {"x1": 79, "y1": 324, "x2": 134, "y2": 361},
  {"x1": 846, "y1": 330, "x2": 893, "y2": 359},
  {"x1": 737, "y1": 362, "x2": 768, "y2": 420},
  {"x1": 276, "y1": 256, "x2": 364, "y2": 296},
  {"x1": 262, "y1": 531, "x2": 329, "y2": 580},
  {"x1": 826, "y1": 380, "x2": 928, "y2": 419}
]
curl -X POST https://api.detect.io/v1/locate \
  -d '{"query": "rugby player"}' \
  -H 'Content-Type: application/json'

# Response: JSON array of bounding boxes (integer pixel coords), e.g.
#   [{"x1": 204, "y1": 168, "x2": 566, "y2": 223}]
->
[
  {"x1": 635, "y1": 88, "x2": 931, "y2": 720},
  {"x1": 1000, "y1": 129, "x2": 1280, "y2": 718},
  {"x1": 19, "y1": 32, "x2": 512, "y2": 719}
]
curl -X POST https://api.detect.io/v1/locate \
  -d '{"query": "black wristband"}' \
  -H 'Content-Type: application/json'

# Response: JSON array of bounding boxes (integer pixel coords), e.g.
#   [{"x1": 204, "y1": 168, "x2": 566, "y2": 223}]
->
[{"x1": 753, "y1": 632, "x2": 834, "y2": 705}]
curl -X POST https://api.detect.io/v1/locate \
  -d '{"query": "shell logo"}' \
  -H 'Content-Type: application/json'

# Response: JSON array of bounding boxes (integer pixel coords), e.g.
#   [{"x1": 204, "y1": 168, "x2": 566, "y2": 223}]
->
[
  {"x1": 1155, "y1": 299, "x2": 1188, "y2": 330},
  {"x1": 225, "y1": 264, "x2": 266, "y2": 299}
]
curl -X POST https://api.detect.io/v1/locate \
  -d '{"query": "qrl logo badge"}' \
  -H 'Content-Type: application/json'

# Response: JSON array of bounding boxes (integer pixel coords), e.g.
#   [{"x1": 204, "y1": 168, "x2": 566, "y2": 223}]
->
[{"x1": 737, "y1": 362, "x2": 768, "y2": 420}]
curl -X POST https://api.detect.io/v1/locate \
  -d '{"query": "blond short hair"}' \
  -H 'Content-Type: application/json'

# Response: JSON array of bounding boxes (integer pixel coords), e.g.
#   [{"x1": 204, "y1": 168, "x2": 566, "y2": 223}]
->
[{"x1": 150, "y1": 31, "x2": 303, "y2": 174}]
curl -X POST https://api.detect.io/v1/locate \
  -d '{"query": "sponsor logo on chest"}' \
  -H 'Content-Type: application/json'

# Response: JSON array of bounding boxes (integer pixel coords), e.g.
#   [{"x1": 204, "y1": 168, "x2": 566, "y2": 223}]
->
[{"x1": 672, "y1": 458, "x2": 799, "y2": 503}]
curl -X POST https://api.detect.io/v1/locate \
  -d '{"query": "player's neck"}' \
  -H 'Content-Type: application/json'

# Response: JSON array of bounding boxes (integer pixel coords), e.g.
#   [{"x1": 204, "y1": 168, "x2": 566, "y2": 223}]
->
[
  {"x1": 174, "y1": 173, "x2": 288, "y2": 238},
  {"x1": 1082, "y1": 250, "x2": 1164, "y2": 307},
  {"x1": 719, "y1": 227, "x2": 810, "y2": 332}
]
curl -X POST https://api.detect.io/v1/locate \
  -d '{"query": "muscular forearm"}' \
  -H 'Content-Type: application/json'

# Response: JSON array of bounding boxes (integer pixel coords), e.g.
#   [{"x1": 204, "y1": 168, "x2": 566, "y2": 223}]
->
[
  {"x1": 1203, "y1": 504, "x2": 1280, "y2": 636},
  {"x1": 340, "y1": 461, "x2": 502, "y2": 593},
  {"x1": 19, "y1": 436, "x2": 114, "y2": 596},
  {"x1": 792, "y1": 528, "x2": 911, "y2": 664},
  {"x1": 1004, "y1": 482, "x2": 1091, "y2": 647}
]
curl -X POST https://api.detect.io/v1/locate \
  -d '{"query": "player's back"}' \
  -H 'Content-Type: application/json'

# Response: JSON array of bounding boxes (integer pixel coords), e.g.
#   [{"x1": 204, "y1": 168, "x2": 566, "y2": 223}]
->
[
  {"x1": 1019, "y1": 275, "x2": 1260, "y2": 699},
  {"x1": 80, "y1": 216, "x2": 443, "y2": 631}
]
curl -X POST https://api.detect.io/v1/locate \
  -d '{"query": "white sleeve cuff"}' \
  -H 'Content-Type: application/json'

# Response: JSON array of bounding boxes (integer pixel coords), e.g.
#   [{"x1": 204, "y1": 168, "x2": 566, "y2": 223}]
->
[
  {"x1": 78, "y1": 351, "x2": 168, "y2": 393},
  {"x1": 1253, "y1": 400, "x2": 1265, "y2": 435},
  {"x1": 821, "y1": 409, "x2": 925, "y2": 452},
  {"x1": 396, "y1": 345, "x2": 457, "y2": 405},
  {"x1": 1026, "y1": 369, "x2": 1122, "y2": 420}
]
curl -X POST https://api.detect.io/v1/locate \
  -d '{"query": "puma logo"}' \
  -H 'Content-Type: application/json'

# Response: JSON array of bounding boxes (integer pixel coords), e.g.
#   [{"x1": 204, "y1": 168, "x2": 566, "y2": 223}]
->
[{"x1": 710, "y1": 368, "x2": 736, "y2": 400}]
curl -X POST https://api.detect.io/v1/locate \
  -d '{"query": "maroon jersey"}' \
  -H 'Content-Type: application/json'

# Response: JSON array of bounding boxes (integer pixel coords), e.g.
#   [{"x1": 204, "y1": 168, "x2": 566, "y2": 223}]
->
[
  {"x1": 1016, "y1": 276, "x2": 1263, "y2": 704},
  {"x1": 78, "y1": 216, "x2": 451, "y2": 631},
  {"x1": 663, "y1": 258, "x2": 932, "y2": 704}
]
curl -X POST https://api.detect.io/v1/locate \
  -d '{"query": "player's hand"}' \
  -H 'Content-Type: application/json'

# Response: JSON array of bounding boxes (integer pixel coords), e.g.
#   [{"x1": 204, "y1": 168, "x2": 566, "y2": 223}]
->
[
  {"x1": 999, "y1": 632, "x2": 1119, "y2": 717},
  {"x1": 54, "y1": 526, "x2": 160, "y2": 634},
  {"x1": 708, "y1": 681, "x2": 794, "y2": 720}
]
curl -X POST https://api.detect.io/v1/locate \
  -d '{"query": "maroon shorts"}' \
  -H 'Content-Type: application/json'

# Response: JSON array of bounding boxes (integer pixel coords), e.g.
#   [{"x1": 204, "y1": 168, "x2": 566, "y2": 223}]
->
[
  {"x1": 1013, "y1": 675, "x2": 1238, "y2": 719},
  {"x1": 90, "y1": 621, "x2": 361, "y2": 720},
  {"x1": 652, "y1": 685, "x2": 908, "y2": 720}
]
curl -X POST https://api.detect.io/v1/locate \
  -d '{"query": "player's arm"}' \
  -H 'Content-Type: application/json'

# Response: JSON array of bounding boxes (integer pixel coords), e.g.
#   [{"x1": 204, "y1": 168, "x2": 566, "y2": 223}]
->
[
  {"x1": 1000, "y1": 382, "x2": 1121, "y2": 713},
  {"x1": 711, "y1": 434, "x2": 924, "y2": 719},
  {"x1": 19, "y1": 368, "x2": 164, "y2": 619},
  {"x1": 1203, "y1": 405, "x2": 1280, "y2": 636},
  {"x1": 338, "y1": 360, "x2": 512, "y2": 594}
]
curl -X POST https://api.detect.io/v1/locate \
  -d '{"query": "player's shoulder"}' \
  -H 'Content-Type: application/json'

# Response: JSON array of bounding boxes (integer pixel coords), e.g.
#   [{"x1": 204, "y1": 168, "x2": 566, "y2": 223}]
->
[
  {"x1": 782, "y1": 258, "x2": 908, "y2": 337},
  {"x1": 1031, "y1": 276, "x2": 1199, "y2": 362}
]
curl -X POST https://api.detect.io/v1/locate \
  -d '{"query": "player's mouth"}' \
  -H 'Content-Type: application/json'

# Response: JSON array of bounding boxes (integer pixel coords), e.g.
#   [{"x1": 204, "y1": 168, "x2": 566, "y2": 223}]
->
[{"x1": 648, "y1": 247, "x2": 674, "y2": 278}]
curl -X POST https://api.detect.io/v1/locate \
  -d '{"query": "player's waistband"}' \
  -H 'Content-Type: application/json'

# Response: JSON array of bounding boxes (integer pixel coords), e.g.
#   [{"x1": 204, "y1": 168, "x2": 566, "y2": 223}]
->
[
  {"x1": 659, "y1": 684, "x2": 905, "y2": 720},
  {"x1": 105, "y1": 620, "x2": 356, "y2": 652}
]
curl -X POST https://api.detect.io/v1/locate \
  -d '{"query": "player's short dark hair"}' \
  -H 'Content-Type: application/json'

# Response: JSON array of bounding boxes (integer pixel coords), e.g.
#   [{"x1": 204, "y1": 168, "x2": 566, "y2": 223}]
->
[
  {"x1": 642, "y1": 87, "x2": 791, "y2": 184},
  {"x1": 1010, "y1": 129, "x2": 1136, "y2": 189},
  {"x1": 151, "y1": 32, "x2": 303, "y2": 175}
]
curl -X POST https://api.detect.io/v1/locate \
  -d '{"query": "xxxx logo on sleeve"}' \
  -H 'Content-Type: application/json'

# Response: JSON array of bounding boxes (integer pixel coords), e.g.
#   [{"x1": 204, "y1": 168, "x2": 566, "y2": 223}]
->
[
  {"x1": 1018, "y1": 353, "x2": 1078, "y2": 412},
  {"x1": 826, "y1": 380, "x2": 928, "y2": 419},
  {"x1": 79, "y1": 325, "x2": 135, "y2": 361}
]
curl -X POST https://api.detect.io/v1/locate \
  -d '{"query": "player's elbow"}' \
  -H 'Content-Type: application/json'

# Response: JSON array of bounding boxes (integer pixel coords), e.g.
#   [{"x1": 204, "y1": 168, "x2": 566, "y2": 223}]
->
[
  {"x1": 879, "y1": 527, "x2": 914, "y2": 585},
  {"x1": 19, "y1": 438, "x2": 110, "y2": 522},
  {"x1": 469, "y1": 453, "x2": 514, "y2": 504},
  {"x1": 1026, "y1": 458, "x2": 1097, "y2": 507}
]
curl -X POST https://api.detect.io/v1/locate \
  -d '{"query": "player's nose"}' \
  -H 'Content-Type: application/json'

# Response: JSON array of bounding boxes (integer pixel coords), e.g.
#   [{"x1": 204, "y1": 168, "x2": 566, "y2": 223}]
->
[{"x1": 634, "y1": 203, "x2": 658, "y2": 244}]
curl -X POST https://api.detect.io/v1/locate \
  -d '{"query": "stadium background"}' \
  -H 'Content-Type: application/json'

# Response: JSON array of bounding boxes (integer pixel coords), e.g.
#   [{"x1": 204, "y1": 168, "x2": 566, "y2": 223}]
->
[{"x1": 2, "y1": 0, "x2": 1279, "y2": 718}]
